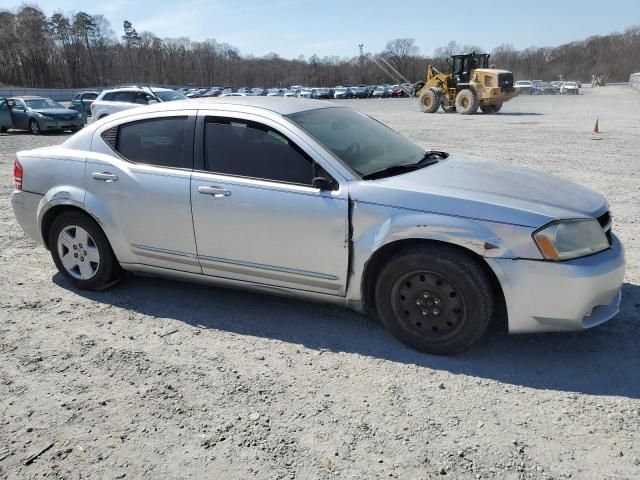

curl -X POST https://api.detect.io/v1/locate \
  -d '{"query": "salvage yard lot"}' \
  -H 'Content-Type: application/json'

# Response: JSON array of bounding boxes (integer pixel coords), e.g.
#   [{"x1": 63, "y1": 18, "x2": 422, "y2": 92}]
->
[{"x1": 1, "y1": 86, "x2": 639, "y2": 479}]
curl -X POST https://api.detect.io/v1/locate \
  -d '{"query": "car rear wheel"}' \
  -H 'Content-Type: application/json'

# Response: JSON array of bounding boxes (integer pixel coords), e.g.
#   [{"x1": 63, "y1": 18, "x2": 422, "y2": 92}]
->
[
  {"x1": 374, "y1": 244, "x2": 494, "y2": 355},
  {"x1": 29, "y1": 119, "x2": 40, "y2": 135},
  {"x1": 49, "y1": 211, "x2": 123, "y2": 290}
]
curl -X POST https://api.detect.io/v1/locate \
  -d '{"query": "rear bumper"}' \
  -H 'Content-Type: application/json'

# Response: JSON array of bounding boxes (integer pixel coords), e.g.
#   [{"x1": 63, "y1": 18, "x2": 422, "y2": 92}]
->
[
  {"x1": 488, "y1": 234, "x2": 626, "y2": 333},
  {"x1": 11, "y1": 190, "x2": 45, "y2": 245}
]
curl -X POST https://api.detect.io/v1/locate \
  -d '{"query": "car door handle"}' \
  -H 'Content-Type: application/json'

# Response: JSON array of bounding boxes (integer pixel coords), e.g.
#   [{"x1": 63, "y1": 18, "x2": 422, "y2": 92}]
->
[
  {"x1": 198, "y1": 185, "x2": 231, "y2": 198},
  {"x1": 92, "y1": 172, "x2": 118, "y2": 183}
]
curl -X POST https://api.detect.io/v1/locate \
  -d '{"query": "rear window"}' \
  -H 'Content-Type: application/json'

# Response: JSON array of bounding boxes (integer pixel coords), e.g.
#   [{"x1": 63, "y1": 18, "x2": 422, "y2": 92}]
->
[
  {"x1": 113, "y1": 116, "x2": 190, "y2": 169},
  {"x1": 104, "y1": 91, "x2": 135, "y2": 103}
]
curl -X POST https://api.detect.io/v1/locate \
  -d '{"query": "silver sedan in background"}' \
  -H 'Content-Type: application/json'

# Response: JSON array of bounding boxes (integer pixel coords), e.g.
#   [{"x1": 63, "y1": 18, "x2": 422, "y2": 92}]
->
[{"x1": 10, "y1": 97, "x2": 625, "y2": 354}]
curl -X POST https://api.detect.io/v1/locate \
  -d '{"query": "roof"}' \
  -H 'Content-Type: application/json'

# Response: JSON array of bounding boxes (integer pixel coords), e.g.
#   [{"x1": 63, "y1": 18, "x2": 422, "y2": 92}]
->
[{"x1": 184, "y1": 96, "x2": 338, "y2": 115}]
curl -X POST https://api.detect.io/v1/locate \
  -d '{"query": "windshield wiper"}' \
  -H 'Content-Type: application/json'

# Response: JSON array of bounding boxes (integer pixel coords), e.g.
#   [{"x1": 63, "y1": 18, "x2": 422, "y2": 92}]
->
[{"x1": 362, "y1": 150, "x2": 447, "y2": 180}]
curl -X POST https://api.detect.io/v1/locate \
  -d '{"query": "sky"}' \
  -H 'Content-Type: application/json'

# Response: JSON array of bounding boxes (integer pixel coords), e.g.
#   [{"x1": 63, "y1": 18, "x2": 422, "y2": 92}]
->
[{"x1": 6, "y1": 0, "x2": 639, "y2": 58}]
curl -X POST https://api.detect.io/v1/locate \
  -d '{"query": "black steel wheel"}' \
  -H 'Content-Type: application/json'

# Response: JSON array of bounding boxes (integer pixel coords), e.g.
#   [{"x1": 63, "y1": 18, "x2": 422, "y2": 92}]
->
[
  {"x1": 374, "y1": 244, "x2": 494, "y2": 355},
  {"x1": 391, "y1": 270, "x2": 467, "y2": 342}
]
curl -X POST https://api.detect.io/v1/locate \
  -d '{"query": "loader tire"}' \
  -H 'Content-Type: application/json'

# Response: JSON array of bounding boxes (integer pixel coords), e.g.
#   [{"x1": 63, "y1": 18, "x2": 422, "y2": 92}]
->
[
  {"x1": 419, "y1": 88, "x2": 441, "y2": 113},
  {"x1": 480, "y1": 103, "x2": 502, "y2": 114},
  {"x1": 455, "y1": 89, "x2": 479, "y2": 114}
]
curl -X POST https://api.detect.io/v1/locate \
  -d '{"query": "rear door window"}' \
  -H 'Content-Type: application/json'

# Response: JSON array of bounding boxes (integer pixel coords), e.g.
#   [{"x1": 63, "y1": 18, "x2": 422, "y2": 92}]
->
[{"x1": 111, "y1": 116, "x2": 190, "y2": 169}]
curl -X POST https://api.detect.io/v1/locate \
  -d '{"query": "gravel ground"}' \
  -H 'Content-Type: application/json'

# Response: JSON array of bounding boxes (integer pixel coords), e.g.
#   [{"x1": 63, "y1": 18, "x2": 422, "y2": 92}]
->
[{"x1": 1, "y1": 86, "x2": 639, "y2": 480}]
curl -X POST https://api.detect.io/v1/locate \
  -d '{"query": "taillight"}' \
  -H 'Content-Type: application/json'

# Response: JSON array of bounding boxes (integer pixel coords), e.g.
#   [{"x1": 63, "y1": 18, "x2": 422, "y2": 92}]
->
[
  {"x1": 91, "y1": 102, "x2": 95, "y2": 110},
  {"x1": 14, "y1": 159, "x2": 23, "y2": 190}
]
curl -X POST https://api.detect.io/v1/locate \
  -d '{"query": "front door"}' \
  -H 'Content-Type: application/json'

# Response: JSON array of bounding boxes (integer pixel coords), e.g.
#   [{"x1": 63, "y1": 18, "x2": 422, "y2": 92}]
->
[
  {"x1": 190, "y1": 113, "x2": 349, "y2": 296},
  {"x1": 86, "y1": 112, "x2": 201, "y2": 273},
  {"x1": 9, "y1": 99, "x2": 29, "y2": 130}
]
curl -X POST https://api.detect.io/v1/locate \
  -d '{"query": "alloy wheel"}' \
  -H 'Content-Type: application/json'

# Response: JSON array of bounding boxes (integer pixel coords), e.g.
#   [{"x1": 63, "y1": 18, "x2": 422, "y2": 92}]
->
[{"x1": 57, "y1": 225, "x2": 100, "y2": 280}]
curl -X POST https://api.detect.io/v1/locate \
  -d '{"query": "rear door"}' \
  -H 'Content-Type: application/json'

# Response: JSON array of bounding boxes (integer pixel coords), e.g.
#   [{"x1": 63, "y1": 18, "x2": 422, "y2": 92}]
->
[
  {"x1": 190, "y1": 112, "x2": 349, "y2": 295},
  {"x1": 86, "y1": 110, "x2": 201, "y2": 272}
]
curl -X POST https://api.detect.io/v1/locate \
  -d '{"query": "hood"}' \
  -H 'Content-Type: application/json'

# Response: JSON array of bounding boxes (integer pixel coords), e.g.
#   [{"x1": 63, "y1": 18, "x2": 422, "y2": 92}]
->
[
  {"x1": 351, "y1": 155, "x2": 607, "y2": 228},
  {"x1": 31, "y1": 108, "x2": 76, "y2": 116}
]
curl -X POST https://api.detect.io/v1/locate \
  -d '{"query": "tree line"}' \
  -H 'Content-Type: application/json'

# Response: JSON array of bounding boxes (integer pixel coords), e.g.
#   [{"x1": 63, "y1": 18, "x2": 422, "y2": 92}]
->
[{"x1": 0, "y1": 5, "x2": 638, "y2": 89}]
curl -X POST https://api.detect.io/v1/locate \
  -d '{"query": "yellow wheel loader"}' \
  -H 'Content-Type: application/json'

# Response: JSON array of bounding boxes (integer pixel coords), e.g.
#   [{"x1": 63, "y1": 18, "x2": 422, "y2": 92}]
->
[{"x1": 417, "y1": 52, "x2": 518, "y2": 114}]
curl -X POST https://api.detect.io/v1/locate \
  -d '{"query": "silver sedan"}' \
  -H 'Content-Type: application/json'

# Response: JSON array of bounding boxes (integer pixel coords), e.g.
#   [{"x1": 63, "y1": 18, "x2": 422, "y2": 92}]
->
[{"x1": 10, "y1": 97, "x2": 625, "y2": 354}]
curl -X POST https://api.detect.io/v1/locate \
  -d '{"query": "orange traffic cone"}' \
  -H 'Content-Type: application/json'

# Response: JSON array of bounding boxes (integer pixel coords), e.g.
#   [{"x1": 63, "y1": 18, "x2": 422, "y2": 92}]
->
[{"x1": 592, "y1": 117, "x2": 599, "y2": 133}]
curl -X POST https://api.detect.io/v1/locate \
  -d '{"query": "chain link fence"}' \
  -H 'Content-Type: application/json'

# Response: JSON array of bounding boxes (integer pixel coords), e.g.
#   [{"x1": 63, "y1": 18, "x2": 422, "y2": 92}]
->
[{"x1": 631, "y1": 73, "x2": 640, "y2": 91}]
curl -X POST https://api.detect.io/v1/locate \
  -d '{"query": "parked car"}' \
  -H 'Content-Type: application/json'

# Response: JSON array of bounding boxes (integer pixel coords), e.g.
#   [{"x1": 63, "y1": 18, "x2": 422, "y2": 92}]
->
[
  {"x1": 372, "y1": 86, "x2": 392, "y2": 98},
  {"x1": 89, "y1": 87, "x2": 186, "y2": 123},
  {"x1": 333, "y1": 87, "x2": 353, "y2": 99},
  {"x1": 10, "y1": 97, "x2": 625, "y2": 355},
  {"x1": 560, "y1": 81, "x2": 580, "y2": 95},
  {"x1": 252, "y1": 88, "x2": 267, "y2": 96},
  {"x1": 267, "y1": 89, "x2": 285, "y2": 97},
  {"x1": 0, "y1": 97, "x2": 13, "y2": 132},
  {"x1": 200, "y1": 88, "x2": 223, "y2": 98},
  {"x1": 551, "y1": 81, "x2": 564, "y2": 94},
  {"x1": 534, "y1": 82, "x2": 555, "y2": 95},
  {"x1": 5, "y1": 96, "x2": 84, "y2": 134},
  {"x1": 391, "y1": 85, "x2": 410, "y2": 98},
  {"x1": 351, "y1": 87, "x2": 368, "y2": 99},
  {"x1": 514, "y1": 80, "x2": 533, "y2": 95},
  {"x1": 69, "y1": 91, "x2": 99, "y2": 120},
  {"x1": 220, "y1": 92, "x2": 247, "y2": 97},
  {"x1": 298, "y1": 88, "x2": 313, "y2": 98},
  {"x1": 312, "y1": 88, "x2": 331, "y2": 99}
]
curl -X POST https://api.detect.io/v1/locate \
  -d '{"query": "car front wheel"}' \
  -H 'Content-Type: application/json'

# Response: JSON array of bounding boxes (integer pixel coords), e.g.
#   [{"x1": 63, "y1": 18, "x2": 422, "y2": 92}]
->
[
  {"x1": 29, "y1": 119, "x2": 40, "y2": 135},
  {"x1": 49, "y1": 211, "x2": 123, "y2": 290},
  {"x1": 374, "y1": 244, "x2": 494, "y2": 355}
]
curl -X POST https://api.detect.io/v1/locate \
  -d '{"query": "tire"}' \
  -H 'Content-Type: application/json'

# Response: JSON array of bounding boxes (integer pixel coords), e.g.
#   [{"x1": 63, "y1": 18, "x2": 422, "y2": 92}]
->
[
  {"x1": 480, "y1": 103, "x2": 502, "y2": 114},
  {"x1": 29, "y1": 119, "x2": 40, "y2": 135},
  {"x1": 374, "y1": 244, "x2": 494, "y2": 355},
  {"x1": 454, "y1": 89, "x2": 479, "y2": 114},
  {"x1": 49, "y1": 211, "x2": 123, "y2": 290},
  {"x1": 419, "y1": 88, "x2": 441, "y2": 113}
]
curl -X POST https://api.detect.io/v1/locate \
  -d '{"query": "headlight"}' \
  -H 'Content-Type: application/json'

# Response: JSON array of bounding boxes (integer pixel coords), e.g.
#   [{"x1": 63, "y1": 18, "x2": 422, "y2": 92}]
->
[
  {"x1": 36, "y1": 113, "x2": 52, "y2": 120},
  {"x1": 533, "y1": 219, "x2": 609, "y2": 261}
]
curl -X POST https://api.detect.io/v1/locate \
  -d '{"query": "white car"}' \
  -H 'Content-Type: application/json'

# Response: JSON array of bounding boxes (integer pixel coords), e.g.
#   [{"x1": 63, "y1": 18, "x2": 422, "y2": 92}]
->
[
  {"x1": 514, "y1": 80, "x2": 533, "y2": 95},
  {"x1": 298, "y1": 88, "x2": 313, "y2": 98},
  {"x1": 560, "y1": 82, "x2": 580, "y2": 95},
  {"x1": 89, "y1": 87, "x2": 186, "y2": 123}
]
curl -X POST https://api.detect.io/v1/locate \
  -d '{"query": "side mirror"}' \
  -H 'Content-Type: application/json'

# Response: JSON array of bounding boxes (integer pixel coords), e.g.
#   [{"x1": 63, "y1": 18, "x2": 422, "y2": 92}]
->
[
  {"x1": 148, "y1": 99, "x2": 158, "y2": 104},
  {"x1": 312, "y1": 176, "x2": 336, "y2": 191}
]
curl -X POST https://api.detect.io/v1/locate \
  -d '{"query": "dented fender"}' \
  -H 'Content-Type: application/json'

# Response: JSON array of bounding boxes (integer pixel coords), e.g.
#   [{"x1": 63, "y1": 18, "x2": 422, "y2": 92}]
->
[{"x1": 345, "y1": 199, "x2": 542, "y2": 306}]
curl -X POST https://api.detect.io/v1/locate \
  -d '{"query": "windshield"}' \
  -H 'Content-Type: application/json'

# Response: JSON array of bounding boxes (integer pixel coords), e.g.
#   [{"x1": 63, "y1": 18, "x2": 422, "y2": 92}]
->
[
  {"x1": 287, "y1": 107, "x2": 426, "y2": 178},
  {"x1": 155, "y1": 90, "x2": 186, "y2": 102},
  {"x1": 24, "y1": 98, "x2": 64, "y2": 109}
]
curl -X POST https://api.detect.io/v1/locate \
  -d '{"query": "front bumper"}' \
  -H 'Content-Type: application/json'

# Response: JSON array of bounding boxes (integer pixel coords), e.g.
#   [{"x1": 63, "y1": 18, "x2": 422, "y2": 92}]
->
[
  {"x1": 40, "y1": 118, "x2": 84, "y2": 130},
  {"x1": 488, "y1": 234, "x2": 625, "y2": 333},
  {"x1": 11, "y1": 190, "x2": 45, "y2": 245}
]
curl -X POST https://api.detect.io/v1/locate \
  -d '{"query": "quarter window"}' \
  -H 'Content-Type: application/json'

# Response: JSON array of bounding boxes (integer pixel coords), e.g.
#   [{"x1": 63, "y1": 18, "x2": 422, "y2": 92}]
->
[
  {"x1": 114, "y1": 116, "x2": 189, "y2": 168},
  {"x1": 204, "y1": 118, "x2": 314, "y2": 185}
]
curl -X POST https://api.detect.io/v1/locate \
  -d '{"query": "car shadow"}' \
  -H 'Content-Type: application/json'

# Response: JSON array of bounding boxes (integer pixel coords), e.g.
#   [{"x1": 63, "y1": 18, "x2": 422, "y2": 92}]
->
[{"x1": 53, "y1": 273, "x2": 640, "y2": 399}]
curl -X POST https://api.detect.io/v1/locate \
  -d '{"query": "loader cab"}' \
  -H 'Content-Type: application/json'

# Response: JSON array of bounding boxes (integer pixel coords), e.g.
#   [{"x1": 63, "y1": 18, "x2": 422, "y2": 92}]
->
[{"x1": 450, "y1": 52, "x2": 490, "y2": 84}]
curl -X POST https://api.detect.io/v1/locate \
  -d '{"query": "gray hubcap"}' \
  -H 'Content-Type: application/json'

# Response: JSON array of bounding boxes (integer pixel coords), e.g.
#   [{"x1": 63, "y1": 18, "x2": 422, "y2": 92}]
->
[{"x1": 57, "y1": 225, "x2": 100, "y2": 280}]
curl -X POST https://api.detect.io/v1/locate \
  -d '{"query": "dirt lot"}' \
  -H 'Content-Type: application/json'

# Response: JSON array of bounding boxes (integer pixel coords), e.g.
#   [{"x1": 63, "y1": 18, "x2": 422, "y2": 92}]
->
[{"x1": 1, "y1": 87, "x2": 639, "y2": 480}]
